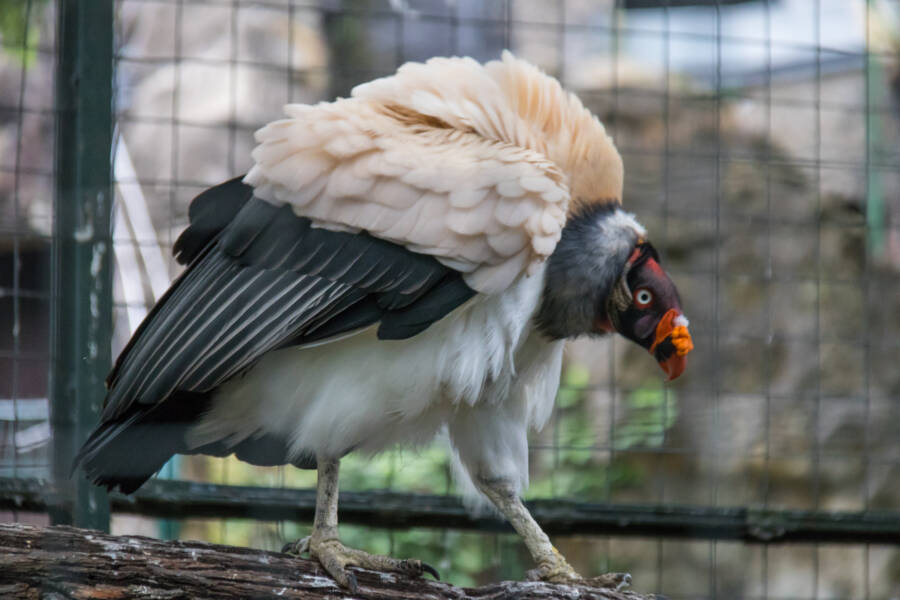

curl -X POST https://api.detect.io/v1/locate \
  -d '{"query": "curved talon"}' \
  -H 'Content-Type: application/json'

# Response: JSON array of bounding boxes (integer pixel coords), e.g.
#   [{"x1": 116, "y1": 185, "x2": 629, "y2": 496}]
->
[
  {"x1": 281, "y1": 536, "x2": 310, "y2": 556},
  {"x1": 343, "y1": 571, "x2": 358, "y2": 593},
  {"x1": 399, "y1": 559, "x2": 440, "y2": 581},
  {"x1": 421, "y1": 561, "x2": 441, "y2": 581}
]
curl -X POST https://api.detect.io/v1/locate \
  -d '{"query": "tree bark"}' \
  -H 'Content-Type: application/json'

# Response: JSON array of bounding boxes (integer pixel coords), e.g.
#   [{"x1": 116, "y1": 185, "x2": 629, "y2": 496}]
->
[{"x1": 0, "y1": 523, "x2": 664, "y2": 599}]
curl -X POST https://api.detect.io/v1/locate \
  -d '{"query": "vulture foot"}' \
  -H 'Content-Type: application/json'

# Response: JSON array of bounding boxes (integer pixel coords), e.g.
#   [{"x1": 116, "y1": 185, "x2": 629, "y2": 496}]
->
[
  {"x1": 526, "y1": 553, "x2": 631, "y2": 591},
  {"x1": 282, "y1": 535, "x2": 440, "y2": 592}
]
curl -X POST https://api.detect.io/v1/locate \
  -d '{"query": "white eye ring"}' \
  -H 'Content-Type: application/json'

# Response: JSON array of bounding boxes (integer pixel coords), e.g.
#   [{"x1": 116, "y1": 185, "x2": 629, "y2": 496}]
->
[{"x1": 635, "y1": 289, "x2": 653, "y2": 306}]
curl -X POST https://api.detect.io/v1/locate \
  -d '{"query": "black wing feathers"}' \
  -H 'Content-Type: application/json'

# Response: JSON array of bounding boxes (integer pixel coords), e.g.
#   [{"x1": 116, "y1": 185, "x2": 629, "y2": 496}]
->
[
  {"x1": 80, "y1": 177, "x2": 475, "y2": 490},
  {"x1": 104, "y1": 184, "x2": 474, "y2": 421},
  {"x1": 379, "y1": 276, "x2": 476, "y2": 339},
  {"x1": 105, "y1": 178, "x2": 251, "y2": 390},
  {"x1": 173, "y1": 176, "x2": 253, "y2": 264},
  {"x1": 76, "y1": 391, "x2": 212, "y2": 494}
]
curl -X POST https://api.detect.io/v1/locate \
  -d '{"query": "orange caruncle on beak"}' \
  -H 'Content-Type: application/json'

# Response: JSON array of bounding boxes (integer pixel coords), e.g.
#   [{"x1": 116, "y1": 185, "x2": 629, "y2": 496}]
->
[{"x1": 649, "y1": 308, "x2": 694, "y2": 381}]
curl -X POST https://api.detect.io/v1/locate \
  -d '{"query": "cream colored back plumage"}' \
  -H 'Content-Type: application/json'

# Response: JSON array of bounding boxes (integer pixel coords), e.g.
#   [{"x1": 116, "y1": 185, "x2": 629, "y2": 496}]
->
[{"x1": 245, "y1": 51, "x2": 623, "y2": 294}]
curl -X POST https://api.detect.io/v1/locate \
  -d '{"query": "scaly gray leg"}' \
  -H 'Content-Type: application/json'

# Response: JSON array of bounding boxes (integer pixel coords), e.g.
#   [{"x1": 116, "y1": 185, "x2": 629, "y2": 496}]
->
[
  {"x1": 478, "y1": 477, "x2": 630, "y2": 590},
  {"x1": 282, "y1": 457, "x2": 439, "y2": 591}
]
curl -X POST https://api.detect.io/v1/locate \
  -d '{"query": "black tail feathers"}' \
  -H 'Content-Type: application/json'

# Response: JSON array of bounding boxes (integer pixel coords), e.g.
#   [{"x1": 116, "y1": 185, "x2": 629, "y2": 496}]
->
[{"x1": 73, "y1": 393, "x2": 212, "y2": 494}]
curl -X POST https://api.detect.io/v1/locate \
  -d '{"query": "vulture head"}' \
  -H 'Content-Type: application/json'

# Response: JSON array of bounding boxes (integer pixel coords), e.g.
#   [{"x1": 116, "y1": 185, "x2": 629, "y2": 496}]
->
[
  {"x1": 605, "y1": 239, "x2": 692, "y2": 380},
  {"x1": 535, "y1": 203, "x2": 693, "y2": 381}
]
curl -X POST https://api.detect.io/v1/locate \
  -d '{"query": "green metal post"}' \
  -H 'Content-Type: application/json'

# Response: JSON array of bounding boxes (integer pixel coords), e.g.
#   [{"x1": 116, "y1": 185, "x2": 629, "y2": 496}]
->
[
  {"x1": 864, "y1": 28, "x2": 885, "y2": 256},
  {"x1": 50, "y1": 0, "x2": 114, "y2": 530}
]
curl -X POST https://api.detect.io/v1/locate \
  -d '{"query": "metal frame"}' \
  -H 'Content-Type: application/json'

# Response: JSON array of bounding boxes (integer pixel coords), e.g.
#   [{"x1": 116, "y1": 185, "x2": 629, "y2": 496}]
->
[
  {"x1": 50, "y1": 0, "x2": 114, "y2": 530},
  {"x1": 3, "y1": 476, "x2": 899, "y2": 545}
]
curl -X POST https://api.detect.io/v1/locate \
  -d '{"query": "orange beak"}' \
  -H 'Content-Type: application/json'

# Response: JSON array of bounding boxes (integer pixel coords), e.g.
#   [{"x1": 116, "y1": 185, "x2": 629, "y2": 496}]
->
[{"x1": 649, "y1": 308, "x2": 694, "y2": 381}]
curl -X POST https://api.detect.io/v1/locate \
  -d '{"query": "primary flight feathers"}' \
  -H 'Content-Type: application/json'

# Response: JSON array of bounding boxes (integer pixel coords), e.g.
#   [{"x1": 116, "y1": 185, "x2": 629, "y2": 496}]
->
[{"x1": 245, "y1": 51, "x2": 623, "y2": 293}]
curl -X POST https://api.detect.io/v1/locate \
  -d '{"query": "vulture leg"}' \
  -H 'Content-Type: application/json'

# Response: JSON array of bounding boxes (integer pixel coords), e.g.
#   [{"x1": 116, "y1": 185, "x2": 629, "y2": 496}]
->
[
  {"x1": 477, "y1": 477, "x2": 631, "y2": 590},
  {"x1": 282, "y1": 456, "x2": 439, "y2": 591}
]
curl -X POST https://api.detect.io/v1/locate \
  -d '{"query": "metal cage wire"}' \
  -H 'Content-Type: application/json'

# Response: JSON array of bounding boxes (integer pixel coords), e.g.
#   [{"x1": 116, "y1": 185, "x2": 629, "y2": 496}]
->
[
  {"x1": 1, "y1": 0, "x2": 898, "y2": 598},
  {"x1": 1, "y1": 0, "x2": 56, "y2": 486}
]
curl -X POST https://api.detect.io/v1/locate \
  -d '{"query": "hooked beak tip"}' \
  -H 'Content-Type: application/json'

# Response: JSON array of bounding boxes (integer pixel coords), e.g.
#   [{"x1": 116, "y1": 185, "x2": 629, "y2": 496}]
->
[
  {"x1": 660, "y1": 353, "x2": 687, "y2": 381},
  {"x1": 651, "y1": 309, "x2": 694, "y2": 381}
]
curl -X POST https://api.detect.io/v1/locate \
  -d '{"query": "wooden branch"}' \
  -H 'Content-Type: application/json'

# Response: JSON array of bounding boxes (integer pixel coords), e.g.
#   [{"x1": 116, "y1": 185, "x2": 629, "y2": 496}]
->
[{"x1": 0, "y1": 523, "x2": 663, "y2": 600}]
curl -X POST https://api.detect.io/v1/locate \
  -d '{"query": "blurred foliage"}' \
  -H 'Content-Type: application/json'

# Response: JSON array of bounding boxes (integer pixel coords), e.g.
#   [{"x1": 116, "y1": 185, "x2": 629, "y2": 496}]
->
[
  {"x1": 614, "y1": 386, "x2": 678, "y2": 452},
  {"x1": 0, "y1": 0, "x2": 49, "y2": 66},
  {"x1": 530, "y1": 364, "x2": 678, "y2": 501}
]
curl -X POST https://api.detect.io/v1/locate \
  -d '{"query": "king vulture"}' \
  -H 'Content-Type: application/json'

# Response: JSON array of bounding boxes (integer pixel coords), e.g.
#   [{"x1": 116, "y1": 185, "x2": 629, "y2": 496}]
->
[{"x1": 76, "y1": 52, "x2": 693, "y2": 590}]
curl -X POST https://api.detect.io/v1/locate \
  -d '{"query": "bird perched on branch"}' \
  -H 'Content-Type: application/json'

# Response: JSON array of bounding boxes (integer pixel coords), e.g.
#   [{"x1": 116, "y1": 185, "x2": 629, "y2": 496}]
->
[{"x1": 76, "y1": 52, "x2": 693, "y2": 590}]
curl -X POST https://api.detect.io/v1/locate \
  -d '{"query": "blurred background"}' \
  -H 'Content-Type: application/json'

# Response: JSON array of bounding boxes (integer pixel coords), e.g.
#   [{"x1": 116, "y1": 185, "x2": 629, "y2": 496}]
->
[{"x1": 1, "y1": 0, "x2": 899, "y2": 598}]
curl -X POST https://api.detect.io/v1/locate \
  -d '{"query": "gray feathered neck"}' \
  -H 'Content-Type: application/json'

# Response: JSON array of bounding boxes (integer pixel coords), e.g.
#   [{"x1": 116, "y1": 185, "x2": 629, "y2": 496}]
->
[{"x1": 534, "y1": 204, "x2": 646, "y2": 340}]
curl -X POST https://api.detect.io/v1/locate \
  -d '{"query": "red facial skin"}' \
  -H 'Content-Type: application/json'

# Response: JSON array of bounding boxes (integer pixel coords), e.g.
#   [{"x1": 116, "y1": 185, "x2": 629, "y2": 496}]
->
[{"x1": 601, "y1": 244, "x2": 694, "y2": 381}]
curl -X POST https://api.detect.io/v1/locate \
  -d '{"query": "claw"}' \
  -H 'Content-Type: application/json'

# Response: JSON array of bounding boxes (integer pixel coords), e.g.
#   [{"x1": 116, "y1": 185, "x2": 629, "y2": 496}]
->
[
  {"x1": 281, "y1": 536, "x2": 309, "y2": 556},
  {"x1": 344, "y1": 571, "x2": 358, "y2": 593},
  {"x1": 421, "y1": 562, "x2": 441, "y2": 581}
]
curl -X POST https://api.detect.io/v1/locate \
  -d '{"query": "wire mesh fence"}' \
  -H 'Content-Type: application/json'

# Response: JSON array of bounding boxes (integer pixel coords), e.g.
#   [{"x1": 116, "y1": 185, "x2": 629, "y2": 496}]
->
[
  {"x1": 0, "y1": 0, "x2": 55, "y2": 487},
  {"x1": 1, "y1": 0, "x2": 899, "y2": 597}
]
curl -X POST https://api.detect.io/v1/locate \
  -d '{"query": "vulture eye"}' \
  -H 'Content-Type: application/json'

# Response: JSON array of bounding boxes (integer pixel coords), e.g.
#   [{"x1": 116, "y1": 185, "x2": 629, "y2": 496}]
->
[{"x1": 634, "y1": 288, "x2": 653, "y2": 308}]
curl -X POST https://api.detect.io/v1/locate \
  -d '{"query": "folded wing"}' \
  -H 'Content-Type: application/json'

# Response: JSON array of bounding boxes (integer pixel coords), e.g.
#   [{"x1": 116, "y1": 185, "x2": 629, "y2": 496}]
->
[{"x1": 102, "y1": 179, "x2": 475, "y2": 423}]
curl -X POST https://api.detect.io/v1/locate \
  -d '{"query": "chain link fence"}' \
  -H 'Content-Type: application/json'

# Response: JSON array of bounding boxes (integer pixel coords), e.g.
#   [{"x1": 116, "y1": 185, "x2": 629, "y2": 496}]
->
[{"x1": 1, "y1": 0, "x2": 899, "y2": 597}]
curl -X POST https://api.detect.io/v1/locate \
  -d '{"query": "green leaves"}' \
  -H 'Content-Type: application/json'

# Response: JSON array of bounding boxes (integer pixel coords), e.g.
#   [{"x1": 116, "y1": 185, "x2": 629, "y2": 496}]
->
[{"x1": 0, "y1": 0, "x2": 49, "y2": 66}]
